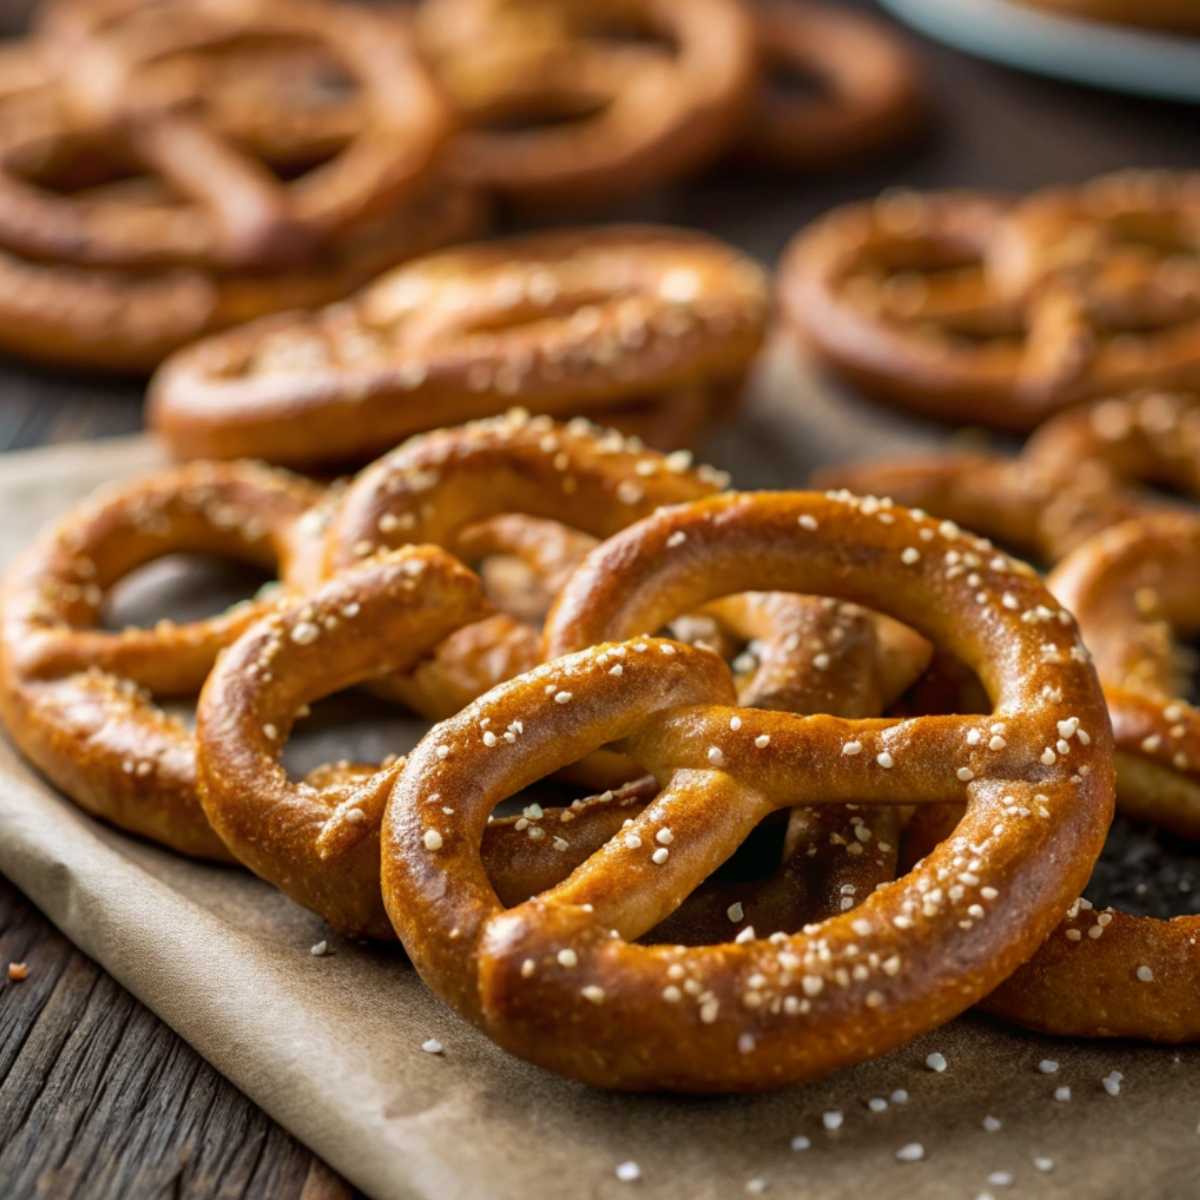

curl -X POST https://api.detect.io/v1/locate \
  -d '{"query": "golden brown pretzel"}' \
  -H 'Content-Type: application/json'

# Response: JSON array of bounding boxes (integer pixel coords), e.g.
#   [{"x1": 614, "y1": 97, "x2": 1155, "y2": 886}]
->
[
  {"x1": 5, "y1": 0, "x2": 450, "y2": 270},
  {"x1": 149, "y1": 225, "x2": 768, "y2": 467},
  {"x1": 0, "y1": 182, "x2": 485, "y2": 372},
  {"x1": 0, "y1": 461, "x2": 324, "y2": 858},
  {"x1": 781, "y1": 175, "x2": 1200, "y2": 430},
  {"x1": 815, "y1": 390, "x2": 1200, "y2": 564},
  {"x1": 778, "y1": 190, "x2": 1036, "y2": 427},
  {"x1": 740, "y1": 1, "x2": 924, "y2": 170},
  {"x1": 418, "y1": 0, "x2": 757, "y2": 208},
  {"x1": 380, "y1": 491, "x2": 1112, "y2": 1091},
  {"x1": 988, "y1": 171, "x2": 1200, "y2": 409},
  {"x1": 192, "y1": 540, "x2": 927, "y2": 940},
  {"x1": 314, "y1": 412, "x2": 728, "y2": 719}
]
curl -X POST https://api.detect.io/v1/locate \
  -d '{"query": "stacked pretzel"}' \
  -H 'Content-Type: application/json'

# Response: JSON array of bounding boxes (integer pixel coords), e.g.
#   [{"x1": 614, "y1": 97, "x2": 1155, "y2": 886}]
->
[
  {"x1": 0, "y1": 0, "x2": 485, "y2": 370},
  {"x1": 0, "y1": 0, "x2": 924, "y2": 377},
  {"x1": 8, "y1": 395, "x2": 1199, "y2": 1095},
  {"x1": 780, "y1": 169, "x2": 1200, "y2": 431}
]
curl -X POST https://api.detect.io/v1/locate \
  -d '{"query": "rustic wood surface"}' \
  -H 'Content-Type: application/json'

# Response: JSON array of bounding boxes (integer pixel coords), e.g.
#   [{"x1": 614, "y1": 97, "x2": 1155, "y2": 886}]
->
[{"x1": 0, "y1": 2, "x2": 1197, "y2": 1198}]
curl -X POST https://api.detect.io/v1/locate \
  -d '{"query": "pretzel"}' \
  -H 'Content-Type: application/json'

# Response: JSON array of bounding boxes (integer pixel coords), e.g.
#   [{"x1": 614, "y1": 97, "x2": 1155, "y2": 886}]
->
[
  {"x1": 314, "y1": 411, "x2": 729, "y2": 719},
  {"x1": 1011, "y1": 0, "x2": 1200, "y2": 32},
  {"x1": 0, "y1": 181, "x2": 485, "y2": 372},
  {"x1": 417, "y1": 0, "x2": 756, "y2": 208},
  {"x1": 148, "y1": 225, "x2": 767, "y2": 466},
  {"x1": 193, "y1": 534, "x2": 930, "y2": 940},
  {"x1": 3, "y1": 0, "x2": 450, "y2": 270},
  {"x1": 988, "y1": 171, "x2": 1200, "y2": 409},
  {"x1": 780, "y1": 176, "x2": 1200, "y2": 430},
  {"x1": 815, "y1": 390, "x2": 1200, "y2": 564},
  {"x1": 0, "y1": 461, "x2": 324, "y2": 858},
  {"x1": 378, "y1": 491, "x2": 1112, "y2": 1090},
  {"x1": 739, "y1": 2, "x2": 924, "y2": 170}
]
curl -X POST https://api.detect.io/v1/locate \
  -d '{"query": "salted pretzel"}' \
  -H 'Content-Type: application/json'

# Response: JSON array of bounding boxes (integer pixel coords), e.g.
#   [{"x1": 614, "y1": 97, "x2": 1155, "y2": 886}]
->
[
  {"x1": 816, "y1": 390, "x2": 1200, "y2": 565},
  {"x1": 0, "y1": 182, "x2": 485, "y2": 372},
  {"x1": 1011, "y1": 0, "x2": 1200, "y2": 32},
  {"x1": 379, "y1": 491, "x2": 1112, "y2": 1090},
  {"x1": 0, "y1": 461, "x2": 324, "y2": 858},
  {"x1": 195, "y1": 530, "x2": 929, "y2": 942},
  {"x1": 780, "y1": 176, "x2": 1200, "y2": 430},
  {"x1": 417, "y1": 0, "x2": 756, "y2": 208},
  {"x1": 149, "y1": 225, "x2": 768, "y2": 467},
  {"x1": 309, "y1": 411, "x2": 729, "y2": 718},
  {"x1": 2, "y1": 0, "x2": 450, "y2": 271},
  {"x1": 739, "y1": 2, "x2": 924, "y2": 170},
  {"x1": 988, "y1": 170, "x2": 1200, "y2": 409}
]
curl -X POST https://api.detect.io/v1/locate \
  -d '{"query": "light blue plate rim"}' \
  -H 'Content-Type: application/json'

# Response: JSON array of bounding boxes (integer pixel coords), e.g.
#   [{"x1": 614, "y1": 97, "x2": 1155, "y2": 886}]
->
[{"x1": 878, "y1": 0, "x2": 1200, "y2": 104}]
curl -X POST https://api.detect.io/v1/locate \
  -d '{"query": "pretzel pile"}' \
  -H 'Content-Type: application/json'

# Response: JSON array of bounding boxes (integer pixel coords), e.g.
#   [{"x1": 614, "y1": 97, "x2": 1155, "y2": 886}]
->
[
  {"x1": 781, "y1": 170, "x2": 1200, "y2": 431},
  {"x1": 1011, "y1": 0, "x2": 1200, "y2": 33},
  {"x1": 0, "y1": 0, "x2": 480, "y2": 370},
  {"x1": 10, "y1": 396, "x2": 1200, "y2": 1088},
  {"x1": 416, "y1": 0, "x2": 926, "y2": 208}
]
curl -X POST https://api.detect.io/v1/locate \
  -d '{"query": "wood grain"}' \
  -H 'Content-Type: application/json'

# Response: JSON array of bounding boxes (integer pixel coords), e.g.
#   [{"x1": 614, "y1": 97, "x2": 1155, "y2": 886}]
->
[{"x1": 0, "y1": 0, "x2": 1197, "y2": 1197}]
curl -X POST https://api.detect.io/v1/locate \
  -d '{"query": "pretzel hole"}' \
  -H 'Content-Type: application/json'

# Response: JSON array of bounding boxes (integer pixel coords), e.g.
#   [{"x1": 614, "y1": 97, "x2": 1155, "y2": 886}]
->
[{"x1": 102, "y1": 553, "x2": 274, "y2": 631}]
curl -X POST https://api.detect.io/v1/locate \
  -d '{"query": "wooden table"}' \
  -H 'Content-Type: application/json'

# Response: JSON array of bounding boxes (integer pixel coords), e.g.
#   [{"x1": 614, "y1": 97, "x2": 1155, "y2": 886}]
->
[{"x1": 1, "y1": 5, "x2": 1197, "y2": 1198}]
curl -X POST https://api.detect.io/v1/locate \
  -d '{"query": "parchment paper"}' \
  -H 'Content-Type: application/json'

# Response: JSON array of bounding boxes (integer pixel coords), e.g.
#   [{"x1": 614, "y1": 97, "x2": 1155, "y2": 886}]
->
[{"x1": 1, "y1": 343, "x2": 1197, "y2": 1200}]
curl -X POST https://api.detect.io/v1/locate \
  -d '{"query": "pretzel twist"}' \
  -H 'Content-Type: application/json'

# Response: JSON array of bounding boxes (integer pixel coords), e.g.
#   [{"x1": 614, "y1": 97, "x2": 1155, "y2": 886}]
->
[
  {"x1": 0, "y1": 462, "x2": 323, "y2": 858},
  {"x1": 5, "y1": 0, "x2": 451, "y2": 270},
  {"x1": 380, "y1": 491, "x2": 1112, "y2": 1091},
  {"x1": 781, "y1": 175, "x2": 1200, "y2": 430},
  {"x1": 149, "y1": 226, "x2": 768, "y2": 467},
  {"x1": 816, "y1": 390, "x2": 1200, "y2": 564},
  {"x1": 418, "y1": 0, "x2": 757, "y2": 208}
]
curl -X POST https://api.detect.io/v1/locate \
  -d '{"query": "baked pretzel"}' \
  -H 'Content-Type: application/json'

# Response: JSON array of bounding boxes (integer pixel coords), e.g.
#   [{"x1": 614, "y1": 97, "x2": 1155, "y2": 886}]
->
[
  {"x1": 988, "y1": 171, "x2": 1200, "y2": 409},
  {"x1": 0, "y1": 461, "x2": 324, "y2": 858},
  {"x1": 313, "y1": 411, "x2": 728, "y2": 718},
  {"x1": 815, "y1": 390, "x2": 1200, "y2": 564},
  {"x1": 0, "y1": 182, "x2": 485, "y2": 372},
  {"x1": 5, "y1": 0, "x2": 450, "y2": 269},
  {"x1": 417, "y1": 0, "x2": 756, "y2": 208},
  {"x1": 740, "y1": 1, "x2": 924, "y2": 170},
  {"x1": 193, "y1": 537, "x2": 928, "y2": 940},
  {"x1": 1011, "y1": 0, "x2": 1200, "y2": 32},
  {"x1": 149, "y1": 225, "x2": 767, "y2": 467},
  {"x1": 780, "y1": 176, "x2": 1200, "y2": 430},
  {"x1": 379, "y1": 491, "x2": 1112, "y2": 1091}
]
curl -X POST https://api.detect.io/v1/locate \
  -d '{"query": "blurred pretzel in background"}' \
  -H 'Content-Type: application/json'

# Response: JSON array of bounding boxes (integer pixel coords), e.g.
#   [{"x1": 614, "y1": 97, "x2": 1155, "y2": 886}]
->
[
  {"x1": 416, "y1": 0, "x2": 758, "y2": 207},
  {"x1": 816, "y1": 390, "x2": 1200, "y2": 564},
  {"x1": 0, "y1": 0, "x2": 481, "y2": 369},
  {"x1": 150, "y1": 226, "x2": 769, "y2": 467},
  {"x1": 781, "y1": 171, "x2": 1200, "y2": 431}
]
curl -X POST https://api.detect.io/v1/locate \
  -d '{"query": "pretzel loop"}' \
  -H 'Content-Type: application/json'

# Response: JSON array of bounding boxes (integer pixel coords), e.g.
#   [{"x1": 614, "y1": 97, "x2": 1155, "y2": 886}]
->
[
  {"x1": 0, "y1": 462, "x2": 322, "y2": 858},
  {"x1": 383, "y1": 492, "x2": 1113, "y2": 1090}
]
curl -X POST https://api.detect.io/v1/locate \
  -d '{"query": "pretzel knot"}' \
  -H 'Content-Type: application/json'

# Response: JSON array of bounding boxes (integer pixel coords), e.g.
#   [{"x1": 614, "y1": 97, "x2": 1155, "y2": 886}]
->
[
  {"x1": 780, "y1": 175, "x2": 1200, "y2": 431},
  {"x1": 382, "y1": 492, "x2": 1113, "y2": 1091},
  {"x1": 0, "y1": 461, "x2": 323, "y2": 858},
  {"x1": 13, "y1": 0, "x2": 451, "y2": 270},
  {"x1": 149, "y1": 226, "x2": 768, "y2": 467}
]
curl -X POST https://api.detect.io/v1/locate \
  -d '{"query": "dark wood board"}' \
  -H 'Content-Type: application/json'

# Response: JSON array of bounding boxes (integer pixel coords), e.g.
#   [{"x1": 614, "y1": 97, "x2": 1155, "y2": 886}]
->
[{"x1": 0, "y1": 2, "x2": 1197, "y2": 1197}]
